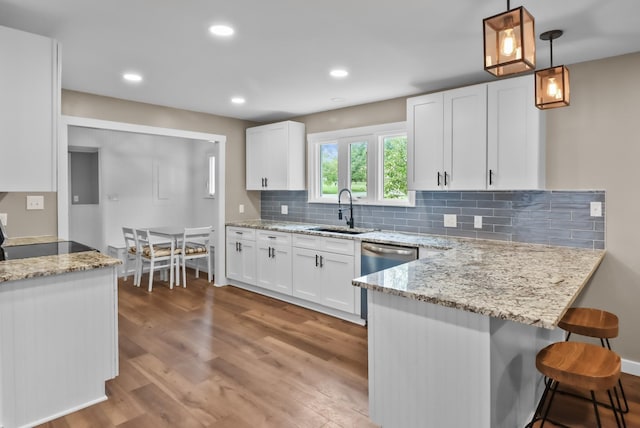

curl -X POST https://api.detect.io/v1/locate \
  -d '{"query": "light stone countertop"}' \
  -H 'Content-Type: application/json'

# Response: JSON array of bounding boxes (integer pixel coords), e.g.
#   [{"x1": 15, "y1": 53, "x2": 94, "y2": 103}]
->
[
  {"x1": 227, "y1": 219, "x2": 605, "y2": 329},
  {"x1": 1, "y1": 236, "x2": 122, "y2": 283}
]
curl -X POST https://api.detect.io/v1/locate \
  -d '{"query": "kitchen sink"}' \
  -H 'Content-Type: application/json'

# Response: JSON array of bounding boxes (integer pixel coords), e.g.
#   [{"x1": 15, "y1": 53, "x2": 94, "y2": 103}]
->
[{"x1": 310, "y1": 226, "x2": 374, "y2": 235}]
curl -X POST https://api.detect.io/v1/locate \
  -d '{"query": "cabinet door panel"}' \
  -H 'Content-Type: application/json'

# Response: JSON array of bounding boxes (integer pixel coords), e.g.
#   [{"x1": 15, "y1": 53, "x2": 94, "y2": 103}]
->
[
  {"x1": 444, "y1": 85, "x2": 487, "y2": 190},
  {"x1": 257, "y1": 244, "x2": 292, "y2": 295},
  {"x1": 292, "y1": 247, "x2": 321, "y2": 302},
  {"x1": 407, "y1": 93, "x2": 444, "y2": 190},
  {"x1": 226, "y1": 241, "x2": 242, "y2": 281},
  {"x1": 239, "y1": 240, "x2": 257, "y2": 285},
  {"x1": 487, "y1": 75, "x2": 544, "y2": 189},
  {"x1": 319, "y1": 253, "x2": 355, "y2": 312},
  {"x1": 0, "y1": 26, "x2": 57, "y2": 191}
]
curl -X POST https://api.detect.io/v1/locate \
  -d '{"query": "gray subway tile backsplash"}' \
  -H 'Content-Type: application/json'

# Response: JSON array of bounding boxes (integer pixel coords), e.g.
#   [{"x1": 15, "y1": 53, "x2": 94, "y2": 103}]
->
[{"x1": 260, "y1": 190, "x2": 606, "y2": 249}]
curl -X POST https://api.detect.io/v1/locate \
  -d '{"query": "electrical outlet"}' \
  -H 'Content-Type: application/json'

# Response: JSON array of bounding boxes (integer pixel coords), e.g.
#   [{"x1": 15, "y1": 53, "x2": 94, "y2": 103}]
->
[
  {"x1": 444, "y1": 214, "x2": 457, "y2": 228},
  {"x1": 590, "y1": 201, "x2": 602, "y2": 217},
  {"x1": 239, "y1": 204, "x2": 245, "y2": 214},
  {"x1": 281, "y1": 205, "x2": 288, "y2": 215},
  {"x1": 474, "y1": 215, "x2": 483, "y2": 229},
  {"x1": 26, "y1": 195, "x2": 44, "y2": 210},
  {"x1": 0, "y1": 213, "x2": 7, "y2": 226}
]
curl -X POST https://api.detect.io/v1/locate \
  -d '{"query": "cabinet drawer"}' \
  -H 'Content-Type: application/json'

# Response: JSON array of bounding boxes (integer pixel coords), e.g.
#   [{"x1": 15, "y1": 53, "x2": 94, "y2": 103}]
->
[
  {"x1": 257, "y1": 230, "x2": 291, "y2": 246},
  {"x1": 293, "y1": 234, "x2": 355, "y2": 256},
  {"x1": 226, "y1": 227, "x2": 256, "y2": 241}
]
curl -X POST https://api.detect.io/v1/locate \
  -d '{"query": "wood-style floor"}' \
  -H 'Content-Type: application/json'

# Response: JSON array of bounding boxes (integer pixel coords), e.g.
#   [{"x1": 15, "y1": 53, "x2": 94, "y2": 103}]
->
[
  {"x1": 39, "y1": 271, "x2": 639, "y2": 428},
  {"x1": 39, "y1": 272, "x2": 375, "y2": 428}
]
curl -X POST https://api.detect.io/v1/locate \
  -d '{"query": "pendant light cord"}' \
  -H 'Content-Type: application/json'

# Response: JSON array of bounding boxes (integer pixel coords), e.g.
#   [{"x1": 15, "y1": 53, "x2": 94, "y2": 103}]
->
[{"x1": 549, "y1": 38, "x2": 554, "y2": 67}]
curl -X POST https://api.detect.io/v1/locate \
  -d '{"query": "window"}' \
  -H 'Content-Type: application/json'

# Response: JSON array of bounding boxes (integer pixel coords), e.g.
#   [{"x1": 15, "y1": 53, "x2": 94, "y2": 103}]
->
[
  {"x1": 207, "y1": 155, "x2": 216, "y2": 197},
  {"x1": 308, "y1": 122, "x2": 414, "y2": 206}
]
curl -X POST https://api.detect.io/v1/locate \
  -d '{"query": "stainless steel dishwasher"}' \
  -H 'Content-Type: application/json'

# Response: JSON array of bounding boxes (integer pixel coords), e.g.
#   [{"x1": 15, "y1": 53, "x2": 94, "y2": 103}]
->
[{"x1": 360, "y1": 241, "x2": 419, "y2": 320}]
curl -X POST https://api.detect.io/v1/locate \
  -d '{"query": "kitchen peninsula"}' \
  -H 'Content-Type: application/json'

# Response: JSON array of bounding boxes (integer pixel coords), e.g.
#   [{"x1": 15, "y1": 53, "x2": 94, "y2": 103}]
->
[
  {"x1": 353, "y1": 239, "x2": 605, "y2": 428},
  {"x1": 0, "y1": 236, "x2": 121, "y2": 428}
]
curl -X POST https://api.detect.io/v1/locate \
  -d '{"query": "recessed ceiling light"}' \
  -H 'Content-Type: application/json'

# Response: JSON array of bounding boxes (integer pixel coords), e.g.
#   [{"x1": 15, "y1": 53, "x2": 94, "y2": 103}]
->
[
  {"x1": 123, "y1": 72, "x2": 142, "y2": 83},
  {"x1": 231, "y1": 97, "x2": 246, "y2": 104},
  {"x1": 331, "y1": 97, "x2": 346, "y2": 102},
  {"x1": 209, "y1": 25, "x2": 235, "y2": 37},
  {"x1": 330, "y1": 69, "x2": 349, "y2": 78}
]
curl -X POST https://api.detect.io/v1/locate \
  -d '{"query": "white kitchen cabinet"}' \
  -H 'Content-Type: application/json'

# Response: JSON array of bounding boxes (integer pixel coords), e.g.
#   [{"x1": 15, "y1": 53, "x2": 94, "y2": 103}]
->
[
  {"x1": 487, "y1": 75, "x2": 545, "y2": 189},
  {"x1": 256, "y1": 231, "x2": 292, "y2": 295},
  {"x1": 407, "y1": 84, "x2": 487, "y2": 190},
  {"x1": 292, "y1": 235, "x2": 356, "y2": 313},
  {"x1": 407, "y1": 92, "x2": 444, "y2": 190},
  {"x1": 0, "y1": 25, "x2": 60, "y2": 192},
  {"x1": 226, "y1": 227, "x2": 257, "y2": 285},
  {"x1": 246, "y1": 120, "x2": 306, "y2": 190}
]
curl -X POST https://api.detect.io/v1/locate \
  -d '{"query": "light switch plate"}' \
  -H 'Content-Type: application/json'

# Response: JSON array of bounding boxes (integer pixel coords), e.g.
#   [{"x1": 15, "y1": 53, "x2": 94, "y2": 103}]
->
[
  {"x1": 281, "y1": 205, "x2": 288, "y2": 215},
  {"x1": 239, "y1": 204, "x2": 245, "y2": 214},
  {"x1": 474, "y1": 215, "x2": 483, "y2": 229},
  {"x1": 26, "y1": 195, "x2": 44, "y2": 210},
  {"x1": 444, "y1": 214, "x2": 457, "y2": 228},
  {"x1": 590, "y1": 201, "x2": 602, "y2": 217}
]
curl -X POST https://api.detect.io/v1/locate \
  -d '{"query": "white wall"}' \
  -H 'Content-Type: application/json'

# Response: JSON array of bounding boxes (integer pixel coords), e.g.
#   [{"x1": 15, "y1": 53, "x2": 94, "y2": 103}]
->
[{"x1": 68, "y1": 126, "x2": 218, "y2": 252}]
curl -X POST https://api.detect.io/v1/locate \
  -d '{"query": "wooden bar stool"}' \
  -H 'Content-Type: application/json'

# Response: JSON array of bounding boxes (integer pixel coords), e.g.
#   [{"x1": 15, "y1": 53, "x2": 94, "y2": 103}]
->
[
  {"x1": 559, "y1": 307, "x2": 628, "y2": 413},
  {"x1": 528, "y1": 341, "x2": 626, "y2": 428}
]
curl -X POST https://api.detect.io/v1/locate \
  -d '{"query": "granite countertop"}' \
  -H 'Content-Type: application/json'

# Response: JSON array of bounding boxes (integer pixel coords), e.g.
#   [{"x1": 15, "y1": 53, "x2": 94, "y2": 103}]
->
[
  {"x1": 226, "y1": 219, "x2": 605, "y2": 329},
  {"x1": 0, "y1": 236, "x2": 122, "y2": 283}
]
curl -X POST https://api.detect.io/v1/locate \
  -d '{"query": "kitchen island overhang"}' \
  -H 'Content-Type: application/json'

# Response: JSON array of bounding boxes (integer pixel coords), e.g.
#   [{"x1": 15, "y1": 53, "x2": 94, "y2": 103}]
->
[
  {"x1": 0, "y1": 237, "x2": 121, "y2": 428},
  {"x1": 353, "y1": 239, "x2": 605, "y2": 428}
]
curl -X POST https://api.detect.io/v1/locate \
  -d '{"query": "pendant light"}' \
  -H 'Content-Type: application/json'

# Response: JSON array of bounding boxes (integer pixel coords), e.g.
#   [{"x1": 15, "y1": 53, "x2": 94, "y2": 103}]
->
[
  {"x1": 483, "y1": 0, "x2": 535, "y2": 77},
  {"x1": 535, "y1": 30, "x2": 570, "y2": 109}
]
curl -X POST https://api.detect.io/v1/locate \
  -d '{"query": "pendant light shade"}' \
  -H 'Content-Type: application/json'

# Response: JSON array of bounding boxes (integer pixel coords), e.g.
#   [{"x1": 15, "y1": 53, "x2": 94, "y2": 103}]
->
[
  {"x1": 483, "y1": 1, "x2": 535, "y2": 77},
  {"x1": 535, "y1": 30, "x2": 570, "y2": 109}
]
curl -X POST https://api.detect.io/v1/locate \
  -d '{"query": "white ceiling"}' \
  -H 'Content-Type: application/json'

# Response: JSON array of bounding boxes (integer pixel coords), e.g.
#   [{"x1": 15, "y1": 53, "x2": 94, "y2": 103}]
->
[{"x1": 1, "y1": 0, "x2": 639, "y2": 122}]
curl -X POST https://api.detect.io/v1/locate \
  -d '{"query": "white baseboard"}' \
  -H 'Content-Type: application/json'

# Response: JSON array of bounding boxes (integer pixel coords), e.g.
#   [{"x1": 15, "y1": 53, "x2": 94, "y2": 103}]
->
[
  {"x1": 622, "y1": 357, "x2": 640, "y2": 376},
  {"x1": 18, "y1": 395, "x2": 107, "y2": 428}
]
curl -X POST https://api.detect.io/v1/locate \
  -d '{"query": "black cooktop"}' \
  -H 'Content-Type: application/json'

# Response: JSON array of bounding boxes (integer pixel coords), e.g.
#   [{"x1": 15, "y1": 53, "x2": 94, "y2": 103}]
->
[{"x1": 0, "y1": 241, "x2": 97, "y2": 261}]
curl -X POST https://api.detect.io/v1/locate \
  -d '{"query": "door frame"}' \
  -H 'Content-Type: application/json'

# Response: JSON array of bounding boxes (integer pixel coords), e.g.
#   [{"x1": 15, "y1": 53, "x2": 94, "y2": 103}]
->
[{"x1": 57, "y1": 115, "x2": 228, "y2": 286}]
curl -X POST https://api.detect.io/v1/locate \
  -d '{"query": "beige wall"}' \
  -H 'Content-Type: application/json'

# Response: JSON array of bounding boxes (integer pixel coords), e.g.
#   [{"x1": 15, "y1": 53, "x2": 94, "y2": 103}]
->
[
  {"x1": 545, "y1": 52, "x2": 640, "y2": 362},
  {"x1": 61, "y1": 90, "x2": 261, "y2": 221},
  {"x1": 0, "y1": 192, "x2": 57, "y2": 237}
]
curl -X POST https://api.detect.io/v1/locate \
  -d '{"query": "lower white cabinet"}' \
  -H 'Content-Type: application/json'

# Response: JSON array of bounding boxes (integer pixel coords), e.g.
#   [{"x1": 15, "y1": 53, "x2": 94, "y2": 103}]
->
[
  {"x1": 226, "y1": 227, "x2": 257, "y2": 285},
  {"x1": 292, "y1": 247, "x2": 355, "y2": 312},
  {"x1": 292, "y1": 234, "x2": 356, "y2": 313},
  {"x1": 225, "y1": 227, "x2": 359, "y2": 320},
  {"x1": 256, "y1": 231, "x2": 292, "y2": 294}
]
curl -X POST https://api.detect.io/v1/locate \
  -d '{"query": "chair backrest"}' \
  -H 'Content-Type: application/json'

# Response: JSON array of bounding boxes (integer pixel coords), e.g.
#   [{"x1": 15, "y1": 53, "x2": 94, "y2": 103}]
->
[
  {"x1": 182, "y1": 226, "x2": 212, "y2": 253},
  {"x1": 133, "y1": 229, "x2": 155, "y2": 257},
  {"x1": 122, "y1": 227, "x2": 136, "y2": 251}
]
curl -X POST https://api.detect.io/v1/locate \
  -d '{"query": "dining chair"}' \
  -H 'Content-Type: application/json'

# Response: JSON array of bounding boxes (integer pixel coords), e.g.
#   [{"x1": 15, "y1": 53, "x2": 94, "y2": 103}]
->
[
  {"x1": 121, "y1": 227, "x2": 140, "y2": 284},
  {"x1": 133, "y1": 229, "x2": 179, "y2": 292},
  {"x1": 180, "y1": 226, "x2": 213, "y2": 287}
]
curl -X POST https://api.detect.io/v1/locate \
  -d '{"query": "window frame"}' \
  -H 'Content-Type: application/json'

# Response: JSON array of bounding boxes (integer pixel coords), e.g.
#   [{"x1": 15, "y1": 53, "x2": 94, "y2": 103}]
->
[{"x1": 307, "y1": 122, "x2": 414, "y2": 207}]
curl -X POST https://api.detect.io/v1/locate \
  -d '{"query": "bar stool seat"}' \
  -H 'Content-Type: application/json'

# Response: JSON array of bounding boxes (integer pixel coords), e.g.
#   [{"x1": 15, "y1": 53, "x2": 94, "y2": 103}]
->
[
  {"x1": 529, "y1": 341, "x2": 626, "y2": 427},
  {"x1": 559, "y1": 307, "x2": 618, "y2": 339},
  {"x1": 558, "y1": 307, "x2": 628, "y2": 414}
]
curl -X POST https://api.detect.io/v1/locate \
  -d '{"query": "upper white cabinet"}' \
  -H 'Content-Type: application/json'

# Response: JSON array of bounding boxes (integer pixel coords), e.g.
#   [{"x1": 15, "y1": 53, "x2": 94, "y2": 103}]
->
[
  {"x1": 487, "y1": 75, "x2": 545, "y2": 189},
  {"x1": 408, "y1": 84, "x2": 487, "y2": 190},
  {"x1": 0, "y1": 25, "x2": 60, "y2": 192},
  {"x1": 408, "y1": 75, "x2": 544, "y2": 191},
  {"x1": 246, "y1": 120, "x2": 306, "y2": 190}
]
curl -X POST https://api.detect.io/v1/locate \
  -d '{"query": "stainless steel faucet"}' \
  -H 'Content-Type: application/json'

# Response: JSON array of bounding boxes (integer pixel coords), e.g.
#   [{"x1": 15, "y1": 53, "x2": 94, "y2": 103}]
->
[{"x1": 338, "y1": 188, "x2": 354, "y2": 228}]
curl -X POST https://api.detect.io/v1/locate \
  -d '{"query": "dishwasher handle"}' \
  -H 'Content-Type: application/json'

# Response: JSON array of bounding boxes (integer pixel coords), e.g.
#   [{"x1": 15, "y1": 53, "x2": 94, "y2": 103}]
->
[{"x1": 362, "y1": 242, "x2": 417, "y2": 257}]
